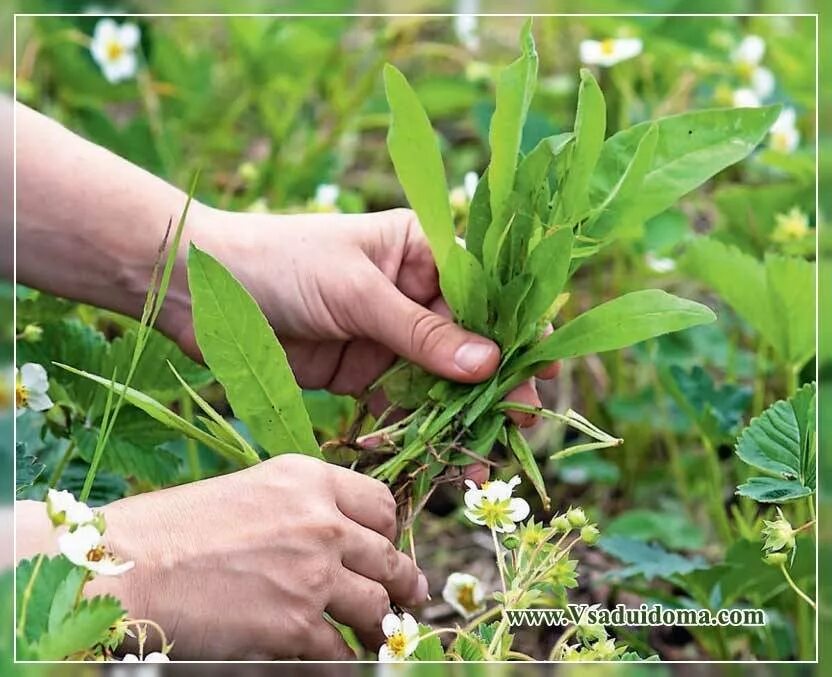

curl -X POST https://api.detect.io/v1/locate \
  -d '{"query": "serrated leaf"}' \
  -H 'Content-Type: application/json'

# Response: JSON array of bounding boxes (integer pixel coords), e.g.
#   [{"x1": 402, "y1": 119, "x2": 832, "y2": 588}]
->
[
  {"x1": 558, "y1": 68, "x2": 606, "y2": 224},
  {"x1": 735, "y1": 382, "x2": 816, "y2": 502},
  {"x1": 384, "y1": 63, "x2": 455, "y2": 268},
  {"x1": 599, "y1": 535, "x2": 708, "y2": 581},
  {"x1": 487, "y1": 18, "x2": 538, "y2": 218},
  {"x1": 506, "y1": 424, "x2": 549, "y2": 510},
  {"x1": 55, "y1": 362, "x2": 256, "y2": 467},
  {"x1": 451, "y1": 631, "x2": 487, "y2": 661},
  {"x1": 35, "y1": 595, "x2": 124, "y2": 660},
  {"x1": 187, "y1": 244, "x2": 319, "y2": 458},
  {"x1": 511, "y1": 290, "x2": 716, "y2": 375},
  {"x1": 72, "y1": 412, "x2": 181, "y2": 487},
  {"x1": 590, "y1": 105, "x2": 780, "y2": 228},
  {"x1": 16, "y1": 556, "x2": 76, "y2": 644},
  {"x1": 48, "y1": 567, "x2": 87, "y2": 634},
  {"x1": 605, "y1": 509, "x2": 705, "y2": 550},
  {"x1": 16, "y1": 443, "x2": 45, "y2": 495},
  {"x1": 412, "y1": 623, "x2": 445, "y2": 660}
]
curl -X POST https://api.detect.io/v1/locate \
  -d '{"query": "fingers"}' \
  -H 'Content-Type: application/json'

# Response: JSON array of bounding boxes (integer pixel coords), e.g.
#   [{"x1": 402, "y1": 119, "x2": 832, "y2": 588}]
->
[
  {"x1": 340, "y1": 520, "x2": 426, "y2": 606},
  {"x1": 362, "y1": 267, "x2": 500, "y2": 384},
  {"x1": 330, "y1": 464, "x2": 398, "y2": 542},
  {"x1": 296, "y1": 618, "x2": 356, "y2": 660},
  {"x1": 326, "y1": 569, "x2": 391, "y2": 650},
  {"x1": 503, "y1": 378, "x2": 543, "y2": 428}
]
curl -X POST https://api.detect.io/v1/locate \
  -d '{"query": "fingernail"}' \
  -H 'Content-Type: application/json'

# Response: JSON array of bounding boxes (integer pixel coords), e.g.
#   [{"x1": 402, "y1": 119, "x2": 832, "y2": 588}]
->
[
  {"x1": 415, "y1": 573, "x2": 429, "y2": 602},
  {"x1": 454, "y1": 342, "x2": 496, "y2": 374}
]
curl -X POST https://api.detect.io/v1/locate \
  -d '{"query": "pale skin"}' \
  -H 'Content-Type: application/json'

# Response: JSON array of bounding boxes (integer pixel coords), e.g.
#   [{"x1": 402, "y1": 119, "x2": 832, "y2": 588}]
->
[{"x1": 10, "y1": 101, "x2": 558, "y2": 659}]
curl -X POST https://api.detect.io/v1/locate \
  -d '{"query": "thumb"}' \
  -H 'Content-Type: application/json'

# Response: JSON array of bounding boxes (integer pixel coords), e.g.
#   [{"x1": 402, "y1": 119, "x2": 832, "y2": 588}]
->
[{"x1": 368, "y1": 275, "x2": 500, "y2": 383}]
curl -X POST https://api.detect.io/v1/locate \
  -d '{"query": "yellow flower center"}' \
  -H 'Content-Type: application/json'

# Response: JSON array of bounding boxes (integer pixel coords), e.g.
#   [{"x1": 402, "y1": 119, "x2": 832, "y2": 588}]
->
[
  {"x1": 476, "y1": 498, "x2": 512, "y2": 528},
  {"x1": 773, "y1": 208, "x2": 808, "y2": 242},
  {"x1": 386, "y1": 631, "x2": 407, "y2": 658},
  {"x1": 737, "y1": 61, "x2": 755, "y2": 80},
  {"x1": 600, "y1": 39, "x2": 616, "y2": 55},
  {"x1": 87, "y1": 546, "x2": 106, "y2": 563},
  {"x1": 106, "y1": 40, "x2": 125, "y2": 62},
  {"x1": 770, "y1": 131, "x2": 790, "y2": 153},
  {"x1": 15, "y1": 382, "x2": 28, "y2": 409},
  {"x1": 456, "y1": 584, "x2": 480, "y2": 613}
]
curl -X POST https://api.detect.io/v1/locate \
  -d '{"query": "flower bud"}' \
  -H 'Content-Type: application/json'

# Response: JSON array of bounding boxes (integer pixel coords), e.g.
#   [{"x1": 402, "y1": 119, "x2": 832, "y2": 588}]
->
[
  {"x1": 20, "y1": 324, "x2": 43, "y2": 343},
  {"x1": 502, "y1": 534, "x2": 520, "y2": 549},
  {"x1": 763, "y1": 551, "x2": 788, "y2": 567},
  {"x1": 761, "y1": 509, "x2": 795, "y2": 553},
  {"x1": 581, "y1": 524, "x2": 600, "y2": 544},
  {"x1": 550, "y1": 515, "x2": 571, "y2": 532},
  {"x1": 566, "y1": 507, "x2": 587, "y2": 528}
]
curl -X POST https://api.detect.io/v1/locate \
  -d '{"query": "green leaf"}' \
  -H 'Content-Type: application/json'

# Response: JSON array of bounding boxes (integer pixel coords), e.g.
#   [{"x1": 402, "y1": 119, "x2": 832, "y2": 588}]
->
[
  {"x1": 16, "y1": 443, "x2": 45, "y2": 495},
  {"x1": 583, "y1": 122, "x2": 658, "y2": 242},
  {"x1": 384, "y1": 63, "x2": 455, "y2": 267},
  {"x1": 682, "y1": 238, "x2": 815, "y2": 368},
  {"x1": 72, "y1": 409, "x2": 181, "y2": 487},
  {"x1": 493, "y1": 273, "x2": 534, "y2": 348},
  {"x1": 440, "y1": 244, "x2": 489, "y2": 334},
  {"x1": 558, "y1": 68, "x2": 606, "y2": 224},
  {"x1": 187, "y1": 244, "x2": 320, "y2": 458},
  {"x1": 47, "y1": 567, "x2": 87, "y2": 634},
  {"x1": 599, "y1": 535, "x2": 708, "y2": 582},
  {"x1": 16, "y1": 556, "x2": 75, "y2": 644},
  {"x1": 451, "y1": 631, "x2": 487, "y2": 660},
  {"x1": 506, "y1": 424, "x2": 549, "y2": 510},
  {"x1": 487, "y1": 18, "x2": 538, "y2": 218},
  {"x1": 520, "y1": 226, "x2": 573, "y2": 335},
  {"x1": 662, "y1": 365, "x2": 751, "y2": 444},
  {"x1": 590, "y1": 105, "x2": 780, "y2": 228},
  {"x1": 54, "y1": 362, "x2": 256, "y2": 467},
  {"x1": 466, "y1": 169, "x2": 491, "y2": 262},
  {"x1": 735, "y1": 382, "x2": 816, "y2": 502},
  {"x1": 412, "y1": 623, "x2": 446, "y2": 660},
  {"x1": 605, "y1": 509, "x2": 705, "y2": 550},
  {"x1": 511, "y1": 290, "x2": 716, "y2": 375},
  {"x1": 35, "y1": 595, "x2": 124, "y2": 660}
]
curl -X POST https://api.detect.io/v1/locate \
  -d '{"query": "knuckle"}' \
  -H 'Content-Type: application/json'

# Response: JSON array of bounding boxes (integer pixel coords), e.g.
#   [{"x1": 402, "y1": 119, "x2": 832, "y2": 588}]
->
[
  {"x1": 409, "y1": 310, "x2": 450, "y2": 357},
  {"x1": 369, "y1": 586, "x2": 392, "y2": 621},
  {"x1": 380, "y1": 542, "x2": 400, "y2": 581}
]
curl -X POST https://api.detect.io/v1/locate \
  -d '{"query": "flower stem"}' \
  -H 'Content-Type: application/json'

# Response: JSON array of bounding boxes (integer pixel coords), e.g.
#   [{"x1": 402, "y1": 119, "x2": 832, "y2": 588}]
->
[
  {"x1": 780, "y1": 565, "x2": 816, "y2": 609},
  {"x1": 491, "y1": 528, "x2": 507, "y2": 599},
  {"x1": 17, "y1": 553, "x2": 45, "y2": 643}
]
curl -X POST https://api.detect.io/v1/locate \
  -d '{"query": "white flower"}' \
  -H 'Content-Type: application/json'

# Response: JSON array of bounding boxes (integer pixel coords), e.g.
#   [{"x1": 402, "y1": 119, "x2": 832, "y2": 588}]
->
[
  {"x1": 15, "y1": 363, "x2": 53, "y2": 417},
  {"x1": 58, "y1": 524, "x2": 134, "y2": 576},
  {"x1": 90, "y1": 18, "x2": 140, "y2": 83},
  {"x1": 580, "y1": 38, "x2": 642, "y2": 67},
  {"x1": 463, "y1": 475, "x2": 530, "y2": 533},
  {"x1": 449, "y1": 186, "x2": 468, "y2": 212},
  {"x1": 769, "y1": 107, "x2": 800, "y2": 153},
  {"x1": 442, "y1": 572, "x2": 485, "y2": 619},
  {"x1": 732, "y1": 88, "x2": 761, "y2": 108},
  {"x1": 46, "y1": 489, "x2": 95, "y2": 528},
  {"x1": 645, "y1": 253, "x2": 676, "y2": 273},
  {"x1": 732, "y1": 35, "x2": 765, "y2": 67},
  {"x1": 454, "y1": 0, "x2": 480, "y2": 51},
  {"x1": 378, "y1": 612, "x2": 420, "y2": 661},
  {"x1": 750, "y1": 66, "x2": 775, "y2": 100},
  {"x1": 463, "y1": 171, "x2": 478, "y2": 201},
  {"x1": 121, "y1": 652, "x2": 170, "y2": 662},
  {"x1": 314, "y1": 183, "x2": 340, "y2": 210}
]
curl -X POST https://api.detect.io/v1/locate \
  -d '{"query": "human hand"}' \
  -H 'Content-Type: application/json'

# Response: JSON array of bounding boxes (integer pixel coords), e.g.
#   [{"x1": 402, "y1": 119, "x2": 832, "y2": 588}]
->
[
  {"x1": 89, "y1": 454, "x2": 427, "y2": 660},
  {"x1": 165, "y1": 206, "x2": 558, "y2": 448}
]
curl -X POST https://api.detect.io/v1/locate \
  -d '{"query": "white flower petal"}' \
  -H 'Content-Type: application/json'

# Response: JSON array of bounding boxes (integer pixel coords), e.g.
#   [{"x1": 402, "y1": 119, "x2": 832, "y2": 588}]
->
[
  {"x1": 381, "y1": 613, "x2": 402, "y2": 638},
  {"x1": 121, "y1": 654, "x2": 140, "y2": 662},
  {"x1": 101, "y1": 61, "x2": 123, "y2": 83},
  {"x1": 463, "y1": 171, "x2": 478, "y2": 200},
  {"x1": 20, "y1": 363, "x2": 49, "y2": 394},
  {"x1": 58, "y1": 524, "x2": 102, "y2": 567},
  {"x1": 508, "y1": 497, "x2": 530, "y2": 522},
  {"x1": 26, "y1": 391, "x2": 53, "y2": 412},
  {"x1": 315, "y1": 183, "x2": 339, "y2": 207},
  {"x1": 579, "y1": 40, "x2": 603, "y2": 65},
  {"x1": 378, "y1": 644, "x2": 398, "y2": 662},
  {"x1": 118, "y1": 22, "x2": 140, "y2": 49},
  {"x1": 400, "y1": 613, "x2": 419, "y2": 641},
  {"x1": 751, "y1": 66, "x2": 775, "y2": 100},
  {"x1": 733, "y1": 34, "x2": 765, "y2": 65},
  {"x1": 89, "y1": 558, "x2": 135, "y2": 576},
  {"x1": 143, "y1": 652, "x2": 169, "y2": 663},
  {"x1": 93, "y1": 18, "x2": 119, "y2": 45},
  {"x1": 732, "y1": 88, "x2": 761, "y2": 108}
]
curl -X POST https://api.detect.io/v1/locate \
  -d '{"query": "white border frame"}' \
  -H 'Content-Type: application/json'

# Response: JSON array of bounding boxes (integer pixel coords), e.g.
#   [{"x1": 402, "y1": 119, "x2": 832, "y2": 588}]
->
[{"x1": 11, "y1": 10, "x2": 821, "y2": 665}]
